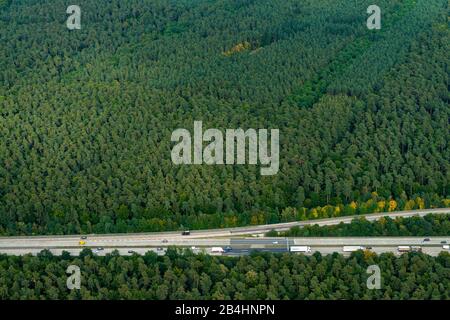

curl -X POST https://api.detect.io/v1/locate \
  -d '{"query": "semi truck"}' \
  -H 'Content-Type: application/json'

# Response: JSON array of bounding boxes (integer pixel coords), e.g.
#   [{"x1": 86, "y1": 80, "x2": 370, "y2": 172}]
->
[
  {"x1": 397, "y1": 246, "x2": 422, "y2": 252},
  {"x1": 342, "y1": 246, "x2": 365, "y2": 252},
  {"x1": 290, "y1": 246, "x2": 312, "y2": 253}
]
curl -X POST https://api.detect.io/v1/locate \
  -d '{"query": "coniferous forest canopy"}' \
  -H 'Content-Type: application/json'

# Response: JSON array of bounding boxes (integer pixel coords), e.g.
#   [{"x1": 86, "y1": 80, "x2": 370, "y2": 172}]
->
[
  {"x1": 0, "y1": 0, "x2": 449, "y2": 235},
  {"x1": 0, "y1": 250, "x2": 448, "y2": 300}
]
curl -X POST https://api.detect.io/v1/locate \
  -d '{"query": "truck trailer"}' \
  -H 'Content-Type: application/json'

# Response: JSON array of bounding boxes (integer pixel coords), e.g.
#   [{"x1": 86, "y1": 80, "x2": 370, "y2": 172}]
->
[
  {"x1": 342, "y1": 246, "x2": 365, "y2": 252},
  {"x1": 290, "y1": 246, "x2": 312, "y2": 253}
]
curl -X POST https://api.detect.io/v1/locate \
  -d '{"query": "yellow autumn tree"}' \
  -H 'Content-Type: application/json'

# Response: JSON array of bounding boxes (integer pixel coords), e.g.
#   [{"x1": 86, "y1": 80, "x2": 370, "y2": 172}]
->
[
  {"x1": 377, "y1": 200, "x2": 386, "y2": 212},
  {"x1": 250, "y1": 215, "x2": 259, "y2": 225},
  {"x1": 364, "y1": 249, "x2": 376, "y2": 260},
  {"x1": 443, "y1": 199, "x2": 450, "y2": 208},
  {"x1": 223, "y1": 41, "x2": 251, "y2": 56},
  {"x1": 389, "y1": 199, "x2": 397, "y2": 212},
  {"x1": 404, "y1": 199, "x2": 416, "y2": 210},
  {"x1": 321, "y1": 205, "x2": 334, "y2": 218},
  {"x1": 310, "y1": 208, "x2": 319, "y2": 219},
  {"x1": 415, "y1": 197, "x2": 425, "y2": 209},
  {"x1": 224, "y1": 215, "x2": 238, "y2": 227},
  {"x1": 333, "y1": 206, "x2": 341, "y2": 217}
]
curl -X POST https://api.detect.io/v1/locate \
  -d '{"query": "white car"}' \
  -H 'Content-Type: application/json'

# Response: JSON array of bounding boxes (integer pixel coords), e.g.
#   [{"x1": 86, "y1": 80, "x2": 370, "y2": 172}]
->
[{"x1": 272, "y1": 241, "x2": 279, "y2": 244}]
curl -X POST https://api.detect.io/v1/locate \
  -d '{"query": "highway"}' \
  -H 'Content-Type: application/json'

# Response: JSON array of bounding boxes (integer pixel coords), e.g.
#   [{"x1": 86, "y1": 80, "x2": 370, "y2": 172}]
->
[
  {"x1": 229, "y1": 237, "x2": 450, "y2": 256},
  {"x1": 1, "y1": 208, "x2": 448, "y2": 241},
  {"x1": 0, "y1": 208, "x2": 448, "y2": 257},
  {"x1": 0, "y1": 237, "x2": 447, "y2": 257}
]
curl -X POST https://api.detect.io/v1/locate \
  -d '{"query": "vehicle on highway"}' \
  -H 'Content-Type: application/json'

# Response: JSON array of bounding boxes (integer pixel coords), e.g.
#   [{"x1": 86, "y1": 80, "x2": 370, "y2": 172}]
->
[
  {"x1": 162, "y1": 239, "x2": 168, "y2": 243},
  {"x1": 128, "y1": 250, "x2": 135, "y2": 254},
  {"x1": 272, "y1": 241, "x2": 278, "y2": 244},
  {"x1": 398, "y1": 246, "x2": 411, "y2": 252},
  {"x1": 443, "y1": 245, "x2": 449, "y2": 250},
  {"x1": 79, "y1": 240, "x2": 86, "y2": 246},
  {"x1": 224, "y1": 246, "x2": 233, "y2": 252},
  {"x1": 411, "y1": 246, "x2": 422, "y2": 252},
  {"x1": 156, "y1": 247, "x2": 164, "y2": 251},
  {"x1": 80, "y1": 236, "x2": 87, "y2": 240},
  {"x1": 342, "y1": 246, "x2": 365, "y2": 252},
  {"x1": 96, "y1": 247, "x2": 104, "y2": 251},
  {"x1": 211, "y1": 247, "x2": 224, "y2": 253},
  {"x1": 423, "y1": 238, "x2": 430, "y2": 242},
  {"x1": 181, "y1": 230, "x2": 190, "y2": 236},
  {"x1": 290, "y1": 246, "x2": 312, "y2": 253},
  {"x1": 440, "y1": 241, "x2": 447, "y2": 244},
  {"x1": 366, "y1": 246, "x2": 373, "y2": 250}
]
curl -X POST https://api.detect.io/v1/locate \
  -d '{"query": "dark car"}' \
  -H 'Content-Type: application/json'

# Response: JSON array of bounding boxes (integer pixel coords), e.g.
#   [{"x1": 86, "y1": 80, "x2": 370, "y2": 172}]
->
[
  {"x1": 224, "y1": 246, "x2": 233, "y2": 252},
  {"x1": 162, "y1": 239, "x2": 168, "y2": 243},
  {"x1": 80, "y1": 236, "x2": 87, "y2": 240},
  {"x1": 157, "y1": 247, "x2": 164, "y2": 251},
  {"x1": 181, "y1": 230, "x2": 191, "y2": 236},
  {"x1": 128, "y1": 250, "x2": 135, "y2": 254},
  {"x1": 441, "y1": 241, "x2": 447, "y2": 244},
  {"x1": 423, "y1": 238, "x2": 430, "y2": 242}
]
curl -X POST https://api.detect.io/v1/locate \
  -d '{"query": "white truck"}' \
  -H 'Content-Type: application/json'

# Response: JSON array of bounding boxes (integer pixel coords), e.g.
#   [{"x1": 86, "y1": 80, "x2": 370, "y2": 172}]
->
[
  {"x1": 211, "y1": 247, "x2": 224, "y2": 254},
  {"x1": 342, "y1": 246, "x2": 365, "y2": 252},
  {"x1": 290, "y1": 246, "x2": 312, "y2": 253}
]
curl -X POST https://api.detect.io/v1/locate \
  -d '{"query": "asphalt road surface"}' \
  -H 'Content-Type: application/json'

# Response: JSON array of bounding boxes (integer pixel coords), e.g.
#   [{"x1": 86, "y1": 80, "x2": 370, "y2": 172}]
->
[
  {"x1": 1, "y1": 208, "x2": 448, "y2": 241},
  {"x1": 0, "y1": 236, "x2": 448, "y2": 257},
  {"x1": 0, "y1": 208, "x2": 448, "y2": 256}
]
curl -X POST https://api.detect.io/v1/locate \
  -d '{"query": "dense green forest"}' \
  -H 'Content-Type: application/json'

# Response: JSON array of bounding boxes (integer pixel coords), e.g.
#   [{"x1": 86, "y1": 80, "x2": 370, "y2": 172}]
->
[
  {"x1": 0, "y1": 249, "x2": 448, "y2": 299},
  {"x1": 0, "y1": 0, "x2": 449, "y2": 235},
  {"x1": 269, "y1": 213, "x2": 450, "y2": 237}
]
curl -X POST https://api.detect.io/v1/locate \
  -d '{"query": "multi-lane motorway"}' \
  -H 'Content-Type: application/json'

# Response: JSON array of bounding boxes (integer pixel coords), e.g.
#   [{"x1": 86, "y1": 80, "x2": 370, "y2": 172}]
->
[
  {"x1": 228, "y1": 237, "x2": 449, "y2": 256},
  {"x1": 0, "y1": 208, "x2": 448, "y2": 256},
  {"x1": 0, "y1": 237, "x2": 447, "y2": 257}
]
